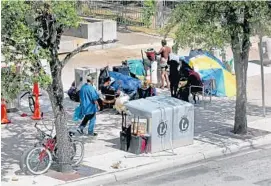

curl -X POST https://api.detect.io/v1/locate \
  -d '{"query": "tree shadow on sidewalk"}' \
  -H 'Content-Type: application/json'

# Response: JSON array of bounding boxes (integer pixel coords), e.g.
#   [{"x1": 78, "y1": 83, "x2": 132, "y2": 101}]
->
[
  {"x1": 194, "y1": 98, "x2": 271, "y2": 150},
  {"x1": 1, "y1": 116, "x2": 37, "y2": 182}
]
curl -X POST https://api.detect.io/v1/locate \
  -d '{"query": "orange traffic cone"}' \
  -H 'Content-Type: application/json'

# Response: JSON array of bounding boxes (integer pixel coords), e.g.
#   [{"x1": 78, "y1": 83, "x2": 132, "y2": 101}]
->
[
  {"x1": 31, "y1": 95, "x2": 41, "y2": 120},
  {"x1": 1, "y1": 99, "x2": 11, "y2": 124},
  {"x1": 33, "y1": 82, "x2": 39, "y2": 97}
]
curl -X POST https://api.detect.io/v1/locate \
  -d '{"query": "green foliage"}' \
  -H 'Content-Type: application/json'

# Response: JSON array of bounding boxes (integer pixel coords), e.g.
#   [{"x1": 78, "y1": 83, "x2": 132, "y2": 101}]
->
[
  {"x1": 164, "y1": 2, "x2": 271, "y2": 50},
  {"x1": 1, "y1": 1, "x2": 79, "y2": 101},
  {"x1": 142, "y1": 0, "x2": 155, "y2": 28}
]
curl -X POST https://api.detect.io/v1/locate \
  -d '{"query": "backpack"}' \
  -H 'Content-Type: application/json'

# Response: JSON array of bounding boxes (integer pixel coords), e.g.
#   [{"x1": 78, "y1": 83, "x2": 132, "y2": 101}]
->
[{"x1": 68, "y1": 87, "x2": 80, "y2": 102}]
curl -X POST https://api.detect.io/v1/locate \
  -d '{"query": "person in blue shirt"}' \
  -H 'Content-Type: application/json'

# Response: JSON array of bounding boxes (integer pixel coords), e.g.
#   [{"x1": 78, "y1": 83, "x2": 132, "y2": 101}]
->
[{"x1": 77, "y1": 75, "x2": 100, "y2": 136}]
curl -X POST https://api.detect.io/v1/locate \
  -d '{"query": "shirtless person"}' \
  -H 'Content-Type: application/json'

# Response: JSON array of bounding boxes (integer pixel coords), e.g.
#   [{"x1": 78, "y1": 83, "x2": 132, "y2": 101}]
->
[{"x1": 156, "y1": 39, "x2": 171, "y2": 89}]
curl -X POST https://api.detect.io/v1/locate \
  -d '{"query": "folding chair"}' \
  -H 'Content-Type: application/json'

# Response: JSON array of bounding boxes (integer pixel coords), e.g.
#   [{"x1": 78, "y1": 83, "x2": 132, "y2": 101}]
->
[{"x1": 189, "y1": 78, "x2": 215, "y2": 104}]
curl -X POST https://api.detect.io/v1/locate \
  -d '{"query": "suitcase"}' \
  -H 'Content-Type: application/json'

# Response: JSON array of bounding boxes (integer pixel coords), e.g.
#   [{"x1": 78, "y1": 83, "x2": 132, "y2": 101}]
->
[{"x1": 113, "y1": 65, "x2": 130, "y2": 76}]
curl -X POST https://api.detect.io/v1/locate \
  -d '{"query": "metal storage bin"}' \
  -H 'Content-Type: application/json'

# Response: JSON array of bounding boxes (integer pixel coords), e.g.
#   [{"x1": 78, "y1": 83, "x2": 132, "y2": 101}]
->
[
  {"x1": 125, "y1": 99, "x2": 173, "y2": 153},
  {"x1": 74, "y1": 67, "x2": 98, "y2": 90},
  {"x1": 146, "y1": 96, "x2": 194, "y2": 148}
]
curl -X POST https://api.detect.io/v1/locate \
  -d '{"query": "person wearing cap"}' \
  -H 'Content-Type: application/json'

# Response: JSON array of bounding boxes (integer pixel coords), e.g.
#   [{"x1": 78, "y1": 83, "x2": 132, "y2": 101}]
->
[
  {"x1": 156, "y1": 39, "x2": 171, "y2": 89},
  {"x1": 77, "y1": 74, "x2": 100, "y2": 136}
]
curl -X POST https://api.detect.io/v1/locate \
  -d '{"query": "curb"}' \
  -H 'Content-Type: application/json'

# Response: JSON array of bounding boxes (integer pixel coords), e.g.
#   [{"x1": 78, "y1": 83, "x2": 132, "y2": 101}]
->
[{"x1": 57, "y1": 133, "x2": 271, "y2": 186}]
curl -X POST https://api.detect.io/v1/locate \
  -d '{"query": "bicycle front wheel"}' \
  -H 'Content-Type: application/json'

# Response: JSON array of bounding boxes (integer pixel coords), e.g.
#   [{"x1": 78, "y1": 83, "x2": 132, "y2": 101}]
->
[
  {"x1": 25, "y1": 147, "x2": 52, "y2": 175},
  {"x1": 20, "y1": 147, "x2": 33, "y2": 174}
]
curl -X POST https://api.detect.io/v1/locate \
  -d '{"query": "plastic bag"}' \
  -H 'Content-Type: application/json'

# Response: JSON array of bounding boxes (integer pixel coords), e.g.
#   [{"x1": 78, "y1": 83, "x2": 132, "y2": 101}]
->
[
  {"x1": 73, "y1": 105, "x2": 83, "y2": 122},
  {"x1": 115, "y1": 93, "x2": 130, "y2": 114}
]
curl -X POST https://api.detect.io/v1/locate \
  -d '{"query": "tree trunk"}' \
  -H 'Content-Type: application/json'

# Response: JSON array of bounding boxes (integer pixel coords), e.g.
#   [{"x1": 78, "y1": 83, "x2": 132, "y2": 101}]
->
[
  {"x1": 231, "y1": 34, "x2": 250, "y2": 134},
  {"x1": 230, "y1": 5, "x2": 251, "y2": 134},
  {"x1": 48, "y1": 48, "x2": 73, "y2": 172},
  {"x1": 155, "y1": 1, "x2": 164, "y2": 28},
  {"x1": 233, "y1": 51, "x2": 248, "y2": 134}
]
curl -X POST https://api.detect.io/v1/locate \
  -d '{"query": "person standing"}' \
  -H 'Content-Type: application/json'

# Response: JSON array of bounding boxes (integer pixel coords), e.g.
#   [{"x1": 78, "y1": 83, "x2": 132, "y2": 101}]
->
[
  {"x1": 77, "y1": 75, "x2": 100, "y2": 136},
  {"x1": 156, "y1": 39, "x2": 171, "y2": 89},
  {"x1": 168, "y1": 56, "x2": 181, "y2": 97}
]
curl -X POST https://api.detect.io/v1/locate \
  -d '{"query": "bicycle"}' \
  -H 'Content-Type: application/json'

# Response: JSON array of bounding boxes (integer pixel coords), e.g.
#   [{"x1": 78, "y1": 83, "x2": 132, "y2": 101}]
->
[
  {"x1": 20, "y1": 116, "x2": 84, "y2": 175},
  {"x1": 19, "y1": 91, "x2": 36, "y2": 113}
]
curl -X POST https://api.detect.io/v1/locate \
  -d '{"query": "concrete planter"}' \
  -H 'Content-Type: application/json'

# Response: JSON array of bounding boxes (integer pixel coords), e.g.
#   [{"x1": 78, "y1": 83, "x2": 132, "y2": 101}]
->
[{"x1": 59, "y1": 17, "x2": 117, "y2": 54}]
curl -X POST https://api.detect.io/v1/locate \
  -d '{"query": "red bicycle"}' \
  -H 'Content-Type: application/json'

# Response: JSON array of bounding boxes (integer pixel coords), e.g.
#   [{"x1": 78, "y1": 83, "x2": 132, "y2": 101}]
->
[{"x1": 21, "y1": 121, "x2": 84, "y2": 175}]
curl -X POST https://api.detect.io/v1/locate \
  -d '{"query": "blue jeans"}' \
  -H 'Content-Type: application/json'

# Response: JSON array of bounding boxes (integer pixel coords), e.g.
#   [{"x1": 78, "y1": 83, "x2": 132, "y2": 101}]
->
[{"x1": 79, "y1": 113, "x2": 96, "y2": 135}]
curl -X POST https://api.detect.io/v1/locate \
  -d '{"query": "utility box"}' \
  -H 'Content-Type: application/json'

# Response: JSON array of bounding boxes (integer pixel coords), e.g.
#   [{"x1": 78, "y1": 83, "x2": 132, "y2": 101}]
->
[
  {"x1": 146, "y1": 96, "x2": 194, "y2": 148},
  {"x1": 125, "y1": 96, "x2": 194, "y2": 153},
  {"x1": 74, "y1": 67, "x2": 98, "y2": 90},
  {"x1": 125, "y1": 99, "x2": 172, "y2": 153}
]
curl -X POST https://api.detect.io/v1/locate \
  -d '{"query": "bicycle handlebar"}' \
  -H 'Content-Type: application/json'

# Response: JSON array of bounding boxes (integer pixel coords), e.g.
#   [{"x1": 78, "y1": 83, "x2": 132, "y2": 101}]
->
[{"x1": 35, "y1": 122, "x2": 51, "y2": 138}]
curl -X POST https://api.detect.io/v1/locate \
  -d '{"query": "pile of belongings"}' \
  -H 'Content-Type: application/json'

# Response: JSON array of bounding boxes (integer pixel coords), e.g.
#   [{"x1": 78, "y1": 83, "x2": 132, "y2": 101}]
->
[{"x1": 98, "y1": 66, "x2": 142, "y2": 99}]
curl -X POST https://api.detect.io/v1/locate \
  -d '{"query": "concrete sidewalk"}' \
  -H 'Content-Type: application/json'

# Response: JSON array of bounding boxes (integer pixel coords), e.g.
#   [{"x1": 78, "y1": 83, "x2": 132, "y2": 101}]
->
[
  {"x1": 1, "y1": 74, "x2": 271, "y2": 186},
  {"x1": 1, "y1": 102, "x2": 271, "y2": 186}
]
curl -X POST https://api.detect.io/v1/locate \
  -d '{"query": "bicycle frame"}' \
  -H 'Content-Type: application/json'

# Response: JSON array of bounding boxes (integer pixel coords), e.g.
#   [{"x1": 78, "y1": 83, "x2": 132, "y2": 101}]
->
[{"x1": 34, "y1": 122, "x2": 76, "y2": 163}]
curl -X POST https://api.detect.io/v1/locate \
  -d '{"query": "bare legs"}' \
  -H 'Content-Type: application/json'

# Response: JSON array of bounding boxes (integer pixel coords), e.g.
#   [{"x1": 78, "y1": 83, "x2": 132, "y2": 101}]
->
[{"x1": 161, "y1": 68, "x2": 170, "y2": 89}]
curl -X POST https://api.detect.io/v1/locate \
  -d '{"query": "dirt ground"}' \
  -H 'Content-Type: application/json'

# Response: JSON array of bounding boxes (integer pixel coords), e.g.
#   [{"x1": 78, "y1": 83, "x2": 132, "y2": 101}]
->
[{"x1": 60, "y1": 32, "x2": 268, "y2": 91}]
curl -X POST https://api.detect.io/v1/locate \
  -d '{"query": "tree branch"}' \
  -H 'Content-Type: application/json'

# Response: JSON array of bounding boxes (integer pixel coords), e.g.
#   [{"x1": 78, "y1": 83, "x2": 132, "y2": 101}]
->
[{"x1": 60, "y1": 39, "x2": 118, "y2": 68}]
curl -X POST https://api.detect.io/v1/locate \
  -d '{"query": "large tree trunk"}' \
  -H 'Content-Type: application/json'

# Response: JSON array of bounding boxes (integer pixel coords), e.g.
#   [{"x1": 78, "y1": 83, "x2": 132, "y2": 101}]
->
[
  {"x1": 230, "y1": 5, "x2": 251, "y2": 134},
  {"x1": 233, "y1": 50, "x2": 248, "y2": 134},
  {"x1": 231, "y1": 35, "x2": 250, "y2": 134},
  {"x1": 48, "y1": 48, "x2": 72, "y2": 172}
]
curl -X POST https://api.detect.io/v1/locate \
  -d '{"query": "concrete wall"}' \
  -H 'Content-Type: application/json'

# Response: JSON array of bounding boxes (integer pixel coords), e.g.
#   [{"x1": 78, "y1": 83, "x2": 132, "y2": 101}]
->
[
  {"x1": 63, "y1": 24, "x2": 89, "y2": 39},
  {"x1": 60, "y1": 18, "x2": 117, "y2": 54},
  {"x1": 102, "y1": 20, "x2": 117, "y2": 41}
]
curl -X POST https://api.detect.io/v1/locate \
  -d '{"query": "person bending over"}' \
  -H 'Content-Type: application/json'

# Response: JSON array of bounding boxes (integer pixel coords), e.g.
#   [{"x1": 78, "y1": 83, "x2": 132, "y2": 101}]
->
[
  {"x1": 178, "y1": 67, "x2": 203, "y2": 103},
  {"x1": 101, "y1": 77, "x2": 120, "y2": 100}
]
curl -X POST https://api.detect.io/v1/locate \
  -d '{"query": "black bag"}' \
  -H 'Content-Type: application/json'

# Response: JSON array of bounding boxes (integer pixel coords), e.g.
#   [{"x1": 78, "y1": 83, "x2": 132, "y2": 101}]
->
[
  {"x1": 98, "y1": 66, "x2": 110, "y2": 90},
  {"x1": 68, "y1": 87, "x2": 80, "y2": 102},
  {"x1": 120, "y1": 112, "x2": 131, "y2": 151}
]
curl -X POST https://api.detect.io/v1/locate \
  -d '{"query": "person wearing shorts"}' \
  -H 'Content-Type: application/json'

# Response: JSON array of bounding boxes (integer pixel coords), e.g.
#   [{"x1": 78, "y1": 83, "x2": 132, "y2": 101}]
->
[{"x1": 156, "y1": 39, "x2": 171, "y2": 89}]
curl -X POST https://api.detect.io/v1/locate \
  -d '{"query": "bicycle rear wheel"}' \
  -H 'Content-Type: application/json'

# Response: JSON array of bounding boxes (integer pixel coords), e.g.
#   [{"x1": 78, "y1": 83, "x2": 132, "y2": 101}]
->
[
  {"x1": 71, "y1": 141, "x2": 84, "y2": 166},
  {"x1": 28, "y1": 96, "x2": 35, "y2": 113},
  {"x1": 25, "y1": 147, "x2": 52, "y2": 175}
]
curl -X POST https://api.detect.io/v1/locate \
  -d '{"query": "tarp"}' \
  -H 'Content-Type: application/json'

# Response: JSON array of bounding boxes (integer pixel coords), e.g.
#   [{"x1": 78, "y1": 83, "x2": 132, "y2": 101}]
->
[
  {"x1": 108, "y1": 71, "x2": 141, "y2": 95},
  {"x1": 180, "y1": 50, "x2": 236, "y2": 97},
  {"x1": 126, "y1": 59, "x2": 145, "y2": 77}
]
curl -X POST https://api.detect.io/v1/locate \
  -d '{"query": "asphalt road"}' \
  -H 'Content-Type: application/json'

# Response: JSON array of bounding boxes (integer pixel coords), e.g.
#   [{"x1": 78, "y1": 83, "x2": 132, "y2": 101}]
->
[{"x1": 104, "y1": 146, "x2": 271, "y2": 186}]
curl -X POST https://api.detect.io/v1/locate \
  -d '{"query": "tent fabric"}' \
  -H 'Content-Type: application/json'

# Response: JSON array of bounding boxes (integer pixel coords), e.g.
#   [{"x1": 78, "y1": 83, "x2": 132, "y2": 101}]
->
[
  {"x1": 126, "y1": 59, "x2": 145, "y2": 76},
  {"x1": 181, "y1": 50, "x2": 236, "y2": 97},
  {"x1": 189, "y1": 50, "x2": 228, "y2": 70}
]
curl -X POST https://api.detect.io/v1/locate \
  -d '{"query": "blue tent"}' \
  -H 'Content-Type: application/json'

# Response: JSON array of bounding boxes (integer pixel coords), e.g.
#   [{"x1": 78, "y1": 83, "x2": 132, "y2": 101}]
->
[
  {"x1": 126, "y1": 59, "x2": 145, "y2": 76},
  {"x1": 179, "y1": 50, "x2": 236, "y2": 97}
]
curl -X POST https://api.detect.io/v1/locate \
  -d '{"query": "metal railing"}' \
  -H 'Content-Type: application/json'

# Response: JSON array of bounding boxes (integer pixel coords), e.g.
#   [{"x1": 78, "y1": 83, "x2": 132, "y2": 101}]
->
[{"x1": 76, "y1": 1, "x2": 176, "y2": 29}]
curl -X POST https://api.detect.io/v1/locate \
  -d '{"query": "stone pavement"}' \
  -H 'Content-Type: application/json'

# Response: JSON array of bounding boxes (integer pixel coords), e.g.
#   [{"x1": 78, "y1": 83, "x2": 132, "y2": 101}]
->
[{"x1": 1, "y1": 72, "x2": 271, "y2": 186}]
